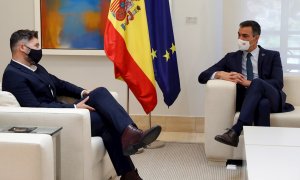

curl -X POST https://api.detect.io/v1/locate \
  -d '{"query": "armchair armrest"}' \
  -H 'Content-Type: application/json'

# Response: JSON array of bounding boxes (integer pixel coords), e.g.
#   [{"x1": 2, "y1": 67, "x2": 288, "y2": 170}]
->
[
  {"x1": 204, "y1": 80, "x2": 237, "y2": 159},
  {"x1": 0, "y1": 133, "x2": 54, "y2": 180},
  {"x1": 57, "y1": 91, "x2": 119, "y2": 104},
  {"x1": 0, "y1": 107, "x2": 92, "y2": 180}
]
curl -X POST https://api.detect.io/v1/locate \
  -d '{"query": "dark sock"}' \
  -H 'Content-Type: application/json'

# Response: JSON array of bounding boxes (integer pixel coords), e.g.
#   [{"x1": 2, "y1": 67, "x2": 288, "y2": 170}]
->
[{"x1": 231, "y1": 120, "x2": 244, "y2": 135}]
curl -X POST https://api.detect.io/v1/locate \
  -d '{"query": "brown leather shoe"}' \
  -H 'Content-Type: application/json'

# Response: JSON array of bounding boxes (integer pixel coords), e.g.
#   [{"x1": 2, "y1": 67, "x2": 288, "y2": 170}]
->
[
  {"x1": 215, "y1": 129, "x2": 239, "y2": 147},
  {"x1": 121, "y1": 125, "x2": 161, "y2": 156},
  {"x1": 120, "y1": 169, "x2": 142, "y2": 180}
]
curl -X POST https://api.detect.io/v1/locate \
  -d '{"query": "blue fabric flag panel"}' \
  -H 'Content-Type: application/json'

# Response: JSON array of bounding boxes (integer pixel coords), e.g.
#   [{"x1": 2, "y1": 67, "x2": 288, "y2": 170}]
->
[{"x1": 145, "y1": 0, "x2": 181, "y2": 107}]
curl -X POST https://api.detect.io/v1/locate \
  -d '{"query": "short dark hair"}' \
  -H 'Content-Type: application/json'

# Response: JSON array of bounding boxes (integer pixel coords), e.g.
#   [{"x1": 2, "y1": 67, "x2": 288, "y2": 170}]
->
[
  {"x1": 10, "y1": 29, "x2": 38, "y2": 52},
  {"x1": 239, "y1": 20, "x2": 261, "y2": 36}
]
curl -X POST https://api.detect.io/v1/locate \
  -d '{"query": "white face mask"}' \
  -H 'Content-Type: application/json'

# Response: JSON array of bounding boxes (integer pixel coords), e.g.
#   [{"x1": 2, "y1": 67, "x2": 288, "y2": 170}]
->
[{"x1": 238, "y1": 39, "x2": 250, "y2": 51}]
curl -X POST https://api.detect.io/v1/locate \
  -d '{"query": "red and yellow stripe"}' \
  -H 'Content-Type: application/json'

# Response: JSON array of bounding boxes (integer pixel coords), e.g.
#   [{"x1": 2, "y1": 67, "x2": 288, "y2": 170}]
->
[{"x1": 104, "y1": 0, "x2": 157, "y2": 113}]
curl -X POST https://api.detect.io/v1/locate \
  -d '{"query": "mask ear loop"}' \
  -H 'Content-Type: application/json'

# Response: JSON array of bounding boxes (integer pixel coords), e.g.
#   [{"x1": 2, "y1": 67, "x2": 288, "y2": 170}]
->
[
  {"x1": 21, "y1": 44, "x2": 35, "y2": 65},
  {"x1": 249, "y1": 35, "x2": 259, "y2": 50},
  {"x1": 20, "y1": 43, "x2": 31, "y2": 55},
  {"x1": 24, "y1": 45, "x2": 32, "y2": 52}
]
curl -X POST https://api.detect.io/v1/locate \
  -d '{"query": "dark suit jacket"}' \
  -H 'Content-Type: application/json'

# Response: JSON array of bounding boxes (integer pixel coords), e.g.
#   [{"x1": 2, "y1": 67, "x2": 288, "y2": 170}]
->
[
  {"x1": 198, "y1": 46, "x2": 294, "y2": 112},
  {"x1": 2, "y1": 60, "x2": 84, "y2": 108}
]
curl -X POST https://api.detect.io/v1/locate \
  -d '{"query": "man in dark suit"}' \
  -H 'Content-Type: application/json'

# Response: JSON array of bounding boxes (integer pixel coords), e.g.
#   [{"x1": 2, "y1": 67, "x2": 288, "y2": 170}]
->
[
  {"x1": 2, "y1": 29, "x2": 162, "y2": 180},
  {"x1": 198, "y1": 20, "x2": 294, "y2": 147}
]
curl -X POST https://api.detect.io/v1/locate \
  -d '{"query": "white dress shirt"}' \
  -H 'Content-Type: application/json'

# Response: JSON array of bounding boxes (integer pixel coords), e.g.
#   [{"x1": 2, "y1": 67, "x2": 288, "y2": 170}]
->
[
  {"x1": 12, "y1": 59, "x2": 37, "y2": 72},
  {"x1": 210, "y1": 46, "x2": 260, "y2": 80},
  {"x1": 242, "y1": 46, "x2": 259, "y2": 79}
]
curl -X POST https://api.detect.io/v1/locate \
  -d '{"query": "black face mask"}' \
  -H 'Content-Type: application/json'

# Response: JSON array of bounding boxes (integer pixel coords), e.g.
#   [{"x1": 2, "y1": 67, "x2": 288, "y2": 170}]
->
[{"x1": 26, "y1": 46, "x2": 43, "y2": 64}]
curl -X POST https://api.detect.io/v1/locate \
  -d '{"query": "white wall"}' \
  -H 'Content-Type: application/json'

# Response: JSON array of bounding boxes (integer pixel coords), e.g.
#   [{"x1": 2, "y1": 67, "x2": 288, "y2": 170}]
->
[
  {"x1": 223, "y1": 0, "x2": 244, "y2": 53},
  {"x1": 0, "y1": 0, "x2": 224, "y2": 117}
]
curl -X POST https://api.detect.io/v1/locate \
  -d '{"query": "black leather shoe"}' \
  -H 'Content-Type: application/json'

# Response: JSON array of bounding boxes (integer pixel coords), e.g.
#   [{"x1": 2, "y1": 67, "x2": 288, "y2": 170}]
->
[
  {"x1": 121, "y1": 125, "x2": 161, "y2": 156},
  {"x1": 215, "y1": 129, "x2": 239, "y2": 147},
  {"x1": 120, "y1": 169, "x2": 143, "y2": 180}
]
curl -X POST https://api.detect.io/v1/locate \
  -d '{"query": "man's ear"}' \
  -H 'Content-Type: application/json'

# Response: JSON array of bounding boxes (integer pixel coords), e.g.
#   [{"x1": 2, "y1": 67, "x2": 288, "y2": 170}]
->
[
  {"x1": 255, "y1": 35, "x2": 260, "y2": 41},
  {"x1": 19, "y1": 43, "x2": 28, "y2": 53}
]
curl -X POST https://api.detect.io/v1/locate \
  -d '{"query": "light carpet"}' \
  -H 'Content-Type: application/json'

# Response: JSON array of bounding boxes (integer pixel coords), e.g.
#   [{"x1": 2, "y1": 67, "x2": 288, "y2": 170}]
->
[{"x1": 118, "y1": 142, "x2": 245, "y2": 180}]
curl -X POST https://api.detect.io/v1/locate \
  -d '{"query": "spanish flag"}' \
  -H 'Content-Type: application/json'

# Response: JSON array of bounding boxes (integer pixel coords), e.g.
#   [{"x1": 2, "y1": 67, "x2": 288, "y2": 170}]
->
[{"x1": 104, "y1": 0, "x2": 157, "y2": 114}]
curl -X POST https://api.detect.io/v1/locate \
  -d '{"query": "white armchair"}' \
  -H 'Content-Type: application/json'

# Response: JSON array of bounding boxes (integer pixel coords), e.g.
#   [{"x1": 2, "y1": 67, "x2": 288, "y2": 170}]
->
[
  {"x1": 204, "y1": 75, "x2": 300, "y2": 161},
  {"x1": 0, "y1": 83, "x2": 117, "y2": 180},
  {"x1": 0, "y1": 133, "x2": 55, "y2": 180}
]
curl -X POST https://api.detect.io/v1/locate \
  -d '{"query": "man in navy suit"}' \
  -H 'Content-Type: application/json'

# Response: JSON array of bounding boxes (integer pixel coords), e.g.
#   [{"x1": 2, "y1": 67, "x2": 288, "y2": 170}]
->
[
  {"x1": 2, "y1": 29, "x2": 162, "y2": 180},
  {"x1": 198, "y1": 20, "x2": 294, "y2": 147}
]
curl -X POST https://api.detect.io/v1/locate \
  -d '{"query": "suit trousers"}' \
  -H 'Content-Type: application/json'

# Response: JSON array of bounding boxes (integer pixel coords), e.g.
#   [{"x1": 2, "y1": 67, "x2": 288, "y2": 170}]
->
[
  {"x1": 78, "y1": 87, "x2": 135, "y2": 175},
  {"x1": 233, "y1": 78, "x2": 281, "y2": 134}
]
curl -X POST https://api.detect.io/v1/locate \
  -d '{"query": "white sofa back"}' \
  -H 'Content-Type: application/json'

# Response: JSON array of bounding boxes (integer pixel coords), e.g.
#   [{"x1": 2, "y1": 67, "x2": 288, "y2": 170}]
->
[
  {"x1": 283, "y1": 75, "x2": 300, "y2": 106},
  {"x1": 0, "y1": 82, "x2": 20, "y2": 107}
]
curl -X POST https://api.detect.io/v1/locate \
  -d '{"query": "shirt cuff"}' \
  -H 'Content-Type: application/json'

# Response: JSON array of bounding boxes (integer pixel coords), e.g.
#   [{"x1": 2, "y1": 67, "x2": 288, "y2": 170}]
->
[
  {"x1": 210, "y1": 72, "x2": 217, "y2": 80},
  {"x1": 80, "y1": 90, "x2": 86, "y2": 98}
]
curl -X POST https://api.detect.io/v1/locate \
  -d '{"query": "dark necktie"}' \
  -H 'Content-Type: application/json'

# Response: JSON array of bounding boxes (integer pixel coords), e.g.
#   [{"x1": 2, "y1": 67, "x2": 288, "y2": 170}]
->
[{"x1": 246, "y1": 53, "x2": 253, "y2": 80}]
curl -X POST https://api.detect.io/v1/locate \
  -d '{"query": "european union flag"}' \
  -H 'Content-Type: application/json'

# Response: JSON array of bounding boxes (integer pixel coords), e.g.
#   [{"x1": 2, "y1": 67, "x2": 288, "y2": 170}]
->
[{"x1": 145, "y1": 0, "x2": 181, "y2": 107}]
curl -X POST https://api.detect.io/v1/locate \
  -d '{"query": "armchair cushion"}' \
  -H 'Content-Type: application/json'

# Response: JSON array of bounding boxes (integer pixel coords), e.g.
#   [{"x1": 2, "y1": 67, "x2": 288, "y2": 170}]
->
[{"x1": 91, "y1": 136, "x2": 106, "y2": 167}]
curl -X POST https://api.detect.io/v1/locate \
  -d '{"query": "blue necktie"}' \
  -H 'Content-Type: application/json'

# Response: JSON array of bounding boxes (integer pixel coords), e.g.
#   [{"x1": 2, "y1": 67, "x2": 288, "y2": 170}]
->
[{"x1": 246, "y1": 53, "x2": 253, "y2": 80}]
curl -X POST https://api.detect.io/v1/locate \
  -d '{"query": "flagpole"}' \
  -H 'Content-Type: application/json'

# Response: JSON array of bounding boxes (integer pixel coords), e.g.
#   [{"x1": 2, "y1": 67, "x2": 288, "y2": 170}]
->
[
  {"x1": 126, "y1": 86, "x2": 129, "y2": 113},
  {"x1": 127, "y1": 87, "x2": 164, "y2": 149},
  {"x1": 146, "y1": 112, "x2": 165, "y2": 149},
  {"x1": 127, "y1": 86, "x2": 144, "y2": 154}
]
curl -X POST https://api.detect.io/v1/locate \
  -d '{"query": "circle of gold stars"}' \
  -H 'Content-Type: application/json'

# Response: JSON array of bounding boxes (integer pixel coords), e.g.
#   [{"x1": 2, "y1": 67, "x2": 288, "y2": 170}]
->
[{"x1": 151, "y1": 43, "x2": 176, "y2": 62}]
